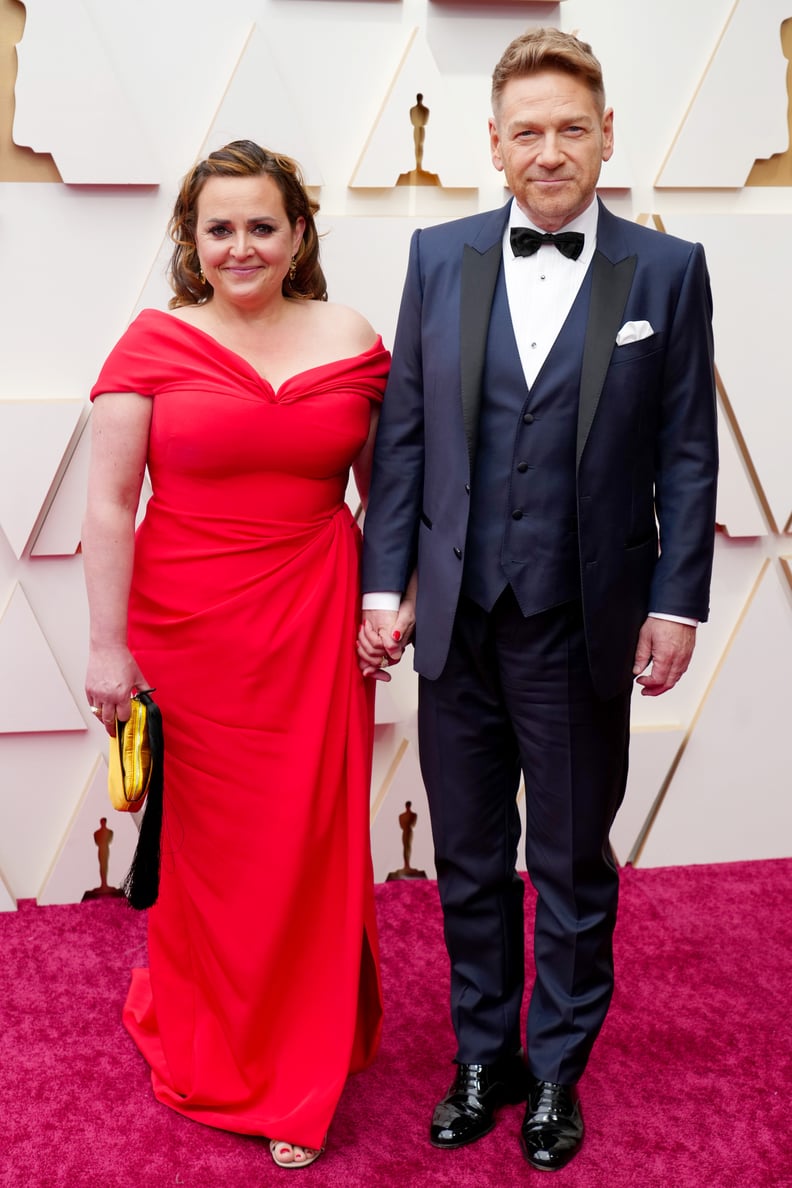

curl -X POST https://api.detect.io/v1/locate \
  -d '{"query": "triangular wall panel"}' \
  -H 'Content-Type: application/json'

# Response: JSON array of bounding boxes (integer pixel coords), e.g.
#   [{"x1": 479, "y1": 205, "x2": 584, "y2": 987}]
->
[
  {"x1": 199, "y1": 24, "x2": 323, "y2": 185},
  {"x1": 714, "y1": 390, "x2": 770, "y2": 538},
  {"x1": 351, "y1": 27, "x2": 477, "y2": 189},
  {"x1": 628, "y1": 533, "x2": 765, "y2": 736},
  {"x1": 14, "y1": 0, "x2": 160, "y2": 183},
  {"x1": 596, "y1": 144, "x2": 634, "y2": 191},
  {"x1": 656, "y1": 0, "x2": 791, "y2": 187},
  {"x1": 663, "y1": 213, "x2": 792, "y2": 533},
  {"x1": 0, "y1": 400, "x2": 83, "y2": 558},
  {"x1": 636, "y1": 213, "x2": 773, "y2": 537},
  {"x1": 370, "y1": 736, "x2": 435, "y2": 881},
  {"x1": 611, "y1": 726, "x2": 685, "y2": 865},
  {"x1": 319, "y1": 216, "x2": 447, "y2": 350},
  {"x1": 0, "y1": 868, "x2": 16, "y2": 913},
  {"x1": 638, "y1": 561, "x2": 792, "y2": 866},
  {"x1": 30, "y1": 410, "x2": 90, "y2": 558},
  {"x1": 38, "y1": 755, "x2": 139, "y2": 905},
  {"x1": 34, "y1": 416, "x2": 154, "y2": 558},
  {"x1": 373, "y1": 660, "x2": 419, "y2": 727},
  {"x1": 0, "y1": 583, "x2": 85, "y2": 734}
]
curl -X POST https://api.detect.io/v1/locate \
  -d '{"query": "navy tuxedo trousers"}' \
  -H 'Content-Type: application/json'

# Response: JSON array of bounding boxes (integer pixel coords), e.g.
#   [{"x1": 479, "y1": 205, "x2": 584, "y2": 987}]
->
[{"x1": 417, "y1": 588, "x2": 632, "y2": 1084}]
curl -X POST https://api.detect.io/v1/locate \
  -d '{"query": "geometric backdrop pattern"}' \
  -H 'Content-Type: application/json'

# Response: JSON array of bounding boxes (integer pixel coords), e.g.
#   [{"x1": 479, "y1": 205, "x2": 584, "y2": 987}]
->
[
  {"x1": 0, "y1": 0, "x2": 790, "y2": 909},
  {"x1": 656, "y1": 0, "x2": 792, "y2": 188},
  {"x1": 0, "y1": 399, "x2": 83, "y2": 557}
]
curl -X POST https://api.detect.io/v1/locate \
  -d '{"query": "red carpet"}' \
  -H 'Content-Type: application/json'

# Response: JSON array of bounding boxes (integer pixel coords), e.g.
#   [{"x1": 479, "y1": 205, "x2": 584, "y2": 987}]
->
[{"x1": 1, "y1": 860, "x2": 791, "y2": 1187}]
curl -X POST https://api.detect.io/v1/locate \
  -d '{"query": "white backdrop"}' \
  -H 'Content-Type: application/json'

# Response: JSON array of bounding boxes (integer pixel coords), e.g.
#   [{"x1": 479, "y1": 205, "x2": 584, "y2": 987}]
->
[{"x1": 0, "y1": 0, "x2": 790, "y2": 907}]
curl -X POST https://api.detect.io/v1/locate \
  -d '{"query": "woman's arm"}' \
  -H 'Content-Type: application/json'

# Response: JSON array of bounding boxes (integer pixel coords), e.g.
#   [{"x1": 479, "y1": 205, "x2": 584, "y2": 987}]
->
[
  {"x1": 351, "y1": 405, "x2": 381, "y2": 509},
  {"x1": 82, "y1": 391, "x2": 152, "y2": 734}
]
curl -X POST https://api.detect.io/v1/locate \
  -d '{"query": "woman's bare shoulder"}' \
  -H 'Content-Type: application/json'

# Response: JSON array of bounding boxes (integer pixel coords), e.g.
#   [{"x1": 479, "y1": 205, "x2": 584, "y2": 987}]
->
[{"x1": 303, "y1": 300, "x2": 379, "y2": 353}]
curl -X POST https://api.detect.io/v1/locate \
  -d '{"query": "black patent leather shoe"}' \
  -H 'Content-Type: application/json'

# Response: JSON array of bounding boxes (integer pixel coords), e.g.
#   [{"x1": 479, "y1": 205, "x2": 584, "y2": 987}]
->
[
  {"x1": 430, "y1": 1051, "x2": 530, "y2": 1149},
  {"x1": 520, "y1": 1078, "x2": 584, "y2": 1171}
]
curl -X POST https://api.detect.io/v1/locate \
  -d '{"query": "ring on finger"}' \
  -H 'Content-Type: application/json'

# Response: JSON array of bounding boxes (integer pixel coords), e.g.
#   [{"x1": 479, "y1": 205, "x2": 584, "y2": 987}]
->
[
  {"x1": 379, "y1": 655, "x2": 390, "y2": 668},
  {"x1": 90, "y1": 705, "x2": 101, "y2": 716}
]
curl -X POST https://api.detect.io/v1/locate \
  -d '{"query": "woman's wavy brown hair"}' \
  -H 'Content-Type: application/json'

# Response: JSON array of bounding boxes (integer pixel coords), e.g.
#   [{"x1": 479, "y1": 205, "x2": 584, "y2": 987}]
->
[{"x1": 167, "y1": 140, "x2": 327, "y2": 308}]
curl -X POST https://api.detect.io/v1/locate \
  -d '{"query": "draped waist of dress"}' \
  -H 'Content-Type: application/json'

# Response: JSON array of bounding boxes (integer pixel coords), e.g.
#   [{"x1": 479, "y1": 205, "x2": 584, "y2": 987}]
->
[{"x1": 131, "y1": 482, "x2": 359, "y2": 623}]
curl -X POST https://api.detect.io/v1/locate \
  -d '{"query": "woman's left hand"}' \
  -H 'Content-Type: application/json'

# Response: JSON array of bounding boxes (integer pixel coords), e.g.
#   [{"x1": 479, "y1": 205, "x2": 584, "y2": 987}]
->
[{"x1": 357, "y1": 574, "x2": 416, "y2": 681}]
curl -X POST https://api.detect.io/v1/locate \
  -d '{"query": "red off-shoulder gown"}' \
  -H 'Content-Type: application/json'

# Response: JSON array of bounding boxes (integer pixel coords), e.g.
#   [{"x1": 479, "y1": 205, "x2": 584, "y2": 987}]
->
[{"x1": 90, "y1": 309, "x2": 387, "y2": 1148}]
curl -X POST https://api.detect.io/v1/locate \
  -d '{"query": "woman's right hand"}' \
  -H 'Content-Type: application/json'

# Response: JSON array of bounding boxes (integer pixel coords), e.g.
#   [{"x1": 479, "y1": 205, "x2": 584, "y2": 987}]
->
[{"x1": 85, "y1": 644, "x2": 150, "y2": 736}]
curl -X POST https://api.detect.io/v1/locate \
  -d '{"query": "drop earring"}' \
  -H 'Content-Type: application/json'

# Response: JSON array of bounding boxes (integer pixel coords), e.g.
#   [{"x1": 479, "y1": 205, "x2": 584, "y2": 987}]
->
[
  {"x1": 199, "y1": 266, "x2": 206, "y2": 285},
  {"x1": 289, "y1": 256, "x2": 297, "y2": 281}
]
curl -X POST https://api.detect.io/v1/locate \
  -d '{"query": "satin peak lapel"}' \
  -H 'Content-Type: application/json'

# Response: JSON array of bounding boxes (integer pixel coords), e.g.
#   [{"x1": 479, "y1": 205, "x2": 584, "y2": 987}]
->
[
  {"x1": 576, "y1": 250, "x2": 637, "y2": 466},
  {"x1": 460, "y1": 240, "x2": 502, "y2": 467}
]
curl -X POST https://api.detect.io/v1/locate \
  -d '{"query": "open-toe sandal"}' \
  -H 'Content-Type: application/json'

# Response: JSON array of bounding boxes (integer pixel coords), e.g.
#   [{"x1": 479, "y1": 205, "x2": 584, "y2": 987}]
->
[{"x1": 269, "y1": 1139, "x2": 324, "y2": 1169}]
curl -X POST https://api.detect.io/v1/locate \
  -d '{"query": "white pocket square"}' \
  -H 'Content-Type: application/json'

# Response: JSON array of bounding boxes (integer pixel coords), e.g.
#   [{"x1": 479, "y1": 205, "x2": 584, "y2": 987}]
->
[{"x1": 615, "y1": 320, "x2": 654, "y2": 346}]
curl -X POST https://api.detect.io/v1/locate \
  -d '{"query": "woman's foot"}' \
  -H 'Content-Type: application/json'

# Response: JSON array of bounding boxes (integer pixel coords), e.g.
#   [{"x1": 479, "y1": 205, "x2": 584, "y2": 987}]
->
[{"x1": 269, "y1": 1139, "x2": 324, "y2": 1169}]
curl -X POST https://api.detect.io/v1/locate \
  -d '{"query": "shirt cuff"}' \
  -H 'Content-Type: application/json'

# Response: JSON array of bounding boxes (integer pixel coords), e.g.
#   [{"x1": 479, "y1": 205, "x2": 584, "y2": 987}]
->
[
  {"x1": 649, "y1": 612, "x2": 698, "y2": 627},
  {"x1": 362, "y1": 591, "x2": 401, "y2": 611}
]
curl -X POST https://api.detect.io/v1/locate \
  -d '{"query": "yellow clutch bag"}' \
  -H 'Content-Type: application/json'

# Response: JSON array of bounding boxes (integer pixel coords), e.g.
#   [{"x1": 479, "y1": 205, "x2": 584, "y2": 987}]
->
[
  {"x1": 108, "y1": 690, "x2": 160, "y2": 812},
  {"x1": 107, "y1": 689, "x2": 165, "y2": 912}
]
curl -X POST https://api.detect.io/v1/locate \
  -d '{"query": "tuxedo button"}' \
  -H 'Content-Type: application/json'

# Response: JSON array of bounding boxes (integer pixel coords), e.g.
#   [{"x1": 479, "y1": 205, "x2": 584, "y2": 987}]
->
[
  {"x1": 512, "y1": 509, "x2": 523, "y2": 521},
  {"x1": 516, "y1": 462, "x2": 528, "y2": 473},
  {"x1": 453, "y1": 547, "x2": 463, "y2": 559},
  {"x1": 464, "y1": 483, "x2": 470, "y2": 495},
  {"x1": 523, "y1": 413, "x2": 535, "y2": 425}
]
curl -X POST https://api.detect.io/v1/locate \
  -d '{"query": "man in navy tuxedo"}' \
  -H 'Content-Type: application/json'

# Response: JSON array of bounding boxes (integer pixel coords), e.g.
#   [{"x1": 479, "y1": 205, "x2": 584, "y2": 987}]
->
[{"x1": 359, "y1": 27, "x2": 717, "y2": 1172}]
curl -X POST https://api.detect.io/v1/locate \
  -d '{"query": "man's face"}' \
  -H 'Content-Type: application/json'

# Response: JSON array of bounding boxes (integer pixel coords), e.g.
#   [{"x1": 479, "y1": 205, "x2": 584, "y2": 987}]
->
[{"x1": 489, "y1": 70, "x2": 613, "y2": 232}]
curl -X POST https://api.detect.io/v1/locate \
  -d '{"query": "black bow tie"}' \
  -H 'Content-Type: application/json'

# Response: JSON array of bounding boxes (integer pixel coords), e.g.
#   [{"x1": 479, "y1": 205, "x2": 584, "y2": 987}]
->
[{"x1": 510, "y1": 226, "x2": 585, "y2": 261}]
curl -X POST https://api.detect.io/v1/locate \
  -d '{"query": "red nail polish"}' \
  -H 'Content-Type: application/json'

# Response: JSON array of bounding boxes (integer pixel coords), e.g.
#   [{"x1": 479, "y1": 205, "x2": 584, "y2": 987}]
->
[{"x1": 392, "y1": 629, "x2": 401, "y2": 641}]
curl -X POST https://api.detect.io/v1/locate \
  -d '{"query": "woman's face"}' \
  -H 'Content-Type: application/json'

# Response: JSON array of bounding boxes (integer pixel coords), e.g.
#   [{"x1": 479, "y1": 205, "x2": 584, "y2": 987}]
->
[{"x1": 194, "y1": 173, "x2": 305, "y2": 306}]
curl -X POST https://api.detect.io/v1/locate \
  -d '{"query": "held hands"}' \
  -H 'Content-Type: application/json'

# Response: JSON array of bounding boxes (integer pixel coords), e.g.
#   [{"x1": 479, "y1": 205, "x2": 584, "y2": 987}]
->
[
  {"x1": 85, "y1": 643, "x2": 150, "y2": 736},
  {"x1": 632, "y1": 617, "x2": 696, "y2": 697},
  {"x1": 357, "y1": 574, "x2": 417, "y2": 682}
]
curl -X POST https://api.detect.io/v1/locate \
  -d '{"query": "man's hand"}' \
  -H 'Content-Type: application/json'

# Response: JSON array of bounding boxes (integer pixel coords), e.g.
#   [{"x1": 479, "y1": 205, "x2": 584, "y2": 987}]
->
[{"x1": 632, "y1": 618, "x2": 696, "y2": 697}]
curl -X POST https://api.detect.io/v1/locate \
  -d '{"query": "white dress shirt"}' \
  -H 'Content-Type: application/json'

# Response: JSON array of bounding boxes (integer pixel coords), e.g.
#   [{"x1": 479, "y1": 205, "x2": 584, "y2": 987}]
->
[{"x1": 506, "y1": 196, "x2": 598, "y2": 388}]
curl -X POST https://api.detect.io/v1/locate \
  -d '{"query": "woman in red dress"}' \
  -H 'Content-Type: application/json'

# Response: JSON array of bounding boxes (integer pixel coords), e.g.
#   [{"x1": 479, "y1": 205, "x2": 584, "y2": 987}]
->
[{"x1": 82, "y1": 141, "x2": 387, "y2": 1170}]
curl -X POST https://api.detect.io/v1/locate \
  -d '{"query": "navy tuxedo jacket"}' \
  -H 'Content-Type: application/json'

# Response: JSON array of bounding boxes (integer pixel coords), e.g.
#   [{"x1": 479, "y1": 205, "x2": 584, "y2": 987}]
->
[{"x1": 362, "y1": 200, "x2": 718, "y2": 699}]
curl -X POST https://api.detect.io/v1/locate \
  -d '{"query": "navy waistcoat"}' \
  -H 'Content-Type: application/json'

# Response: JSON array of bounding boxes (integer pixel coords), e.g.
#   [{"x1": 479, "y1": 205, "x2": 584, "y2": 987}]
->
[{"x1": 462, "y1": 262, "x2": 593, "y2": 616}]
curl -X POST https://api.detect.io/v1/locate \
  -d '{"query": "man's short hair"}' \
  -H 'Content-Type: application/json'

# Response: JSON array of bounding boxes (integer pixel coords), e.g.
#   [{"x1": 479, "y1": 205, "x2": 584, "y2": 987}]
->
[{"x1": 491, "y1": 27, "x2": 606, "y2": 115}]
